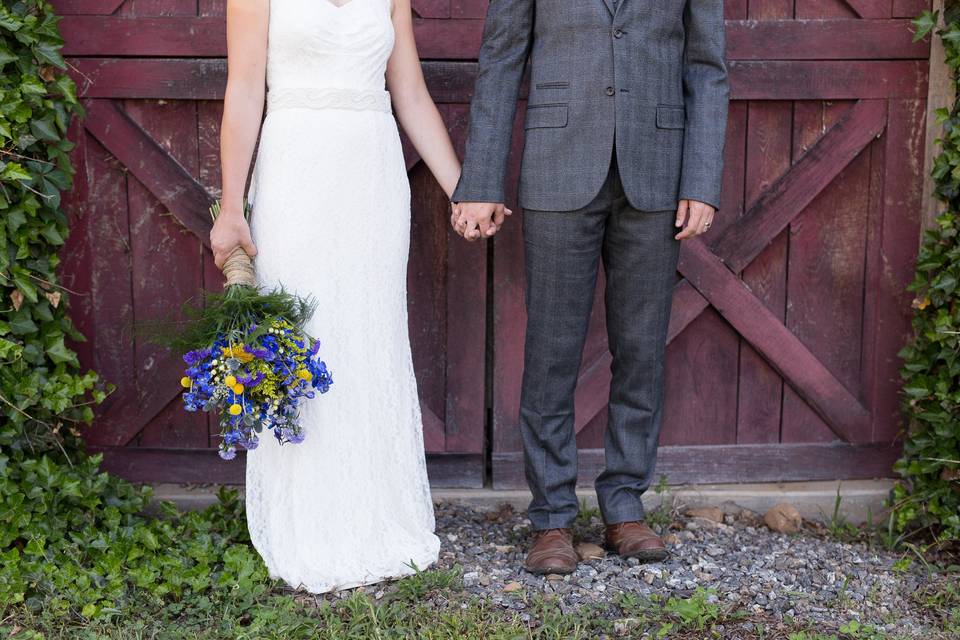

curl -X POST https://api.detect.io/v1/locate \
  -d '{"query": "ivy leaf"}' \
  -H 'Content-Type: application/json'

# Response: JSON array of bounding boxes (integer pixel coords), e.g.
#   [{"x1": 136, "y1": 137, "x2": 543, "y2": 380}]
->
[
  {"x1": 6, "y1": 207, "x2": 26, "y2": 233},
  {"x1": 2, "y1": 162, "x2": 32, "y2": 181},
  {"x1": 39, "y1": 223, "x2": 63, "y2": 245},
  {"x1": 0, "y1": 336, "x2": 21, "y2": 360},
  {"x1": 0, "y1": 12, "x2": 22, "y2": 32},
  {"x1": 30, "y1": 116, "x2": 59, "y2": 142},
  {"x1": 52, "y1": 75, "x2": 76, "y2": 104},
  {"x1": 11, "y1": 269, "x2": 38, "y2": 304},
  {"x1": 45, "y1": 335, "x2": 78, "y2": 366},
  {"x1": 32, "y1": 42, "x2": 64, "y2": 69},
  {"x1": 913, "y1": 10, "x2": 938, "y2": 42},
  {"x1": 19, "y1": 76, "x2": 46, "y2": 96},
  {"x1": 0, "y1": 43, "x2": 16, "y2": 66},
  {"x1": 8, "y1": 310, "x2": 38, "y2": 336}
]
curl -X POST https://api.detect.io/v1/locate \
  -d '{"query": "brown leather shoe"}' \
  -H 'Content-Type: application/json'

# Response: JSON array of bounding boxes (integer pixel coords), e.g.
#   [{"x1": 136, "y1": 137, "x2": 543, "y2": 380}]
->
[
  {"x1": 605, "y1": 521, "x2": 669, "y2": 562},
  {"x1": 523, "y1": 528, "x2": 578, "y2": 575}
]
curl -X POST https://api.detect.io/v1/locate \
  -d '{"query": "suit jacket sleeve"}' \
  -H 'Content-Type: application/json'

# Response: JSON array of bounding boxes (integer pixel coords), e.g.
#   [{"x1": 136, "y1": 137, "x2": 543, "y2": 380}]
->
[
  {"x1": 451, "y1": 0, "x2": 535, "y2": 204},
  {"x1": 678, "y1": 0, "x2": 729, "y2": 211}
]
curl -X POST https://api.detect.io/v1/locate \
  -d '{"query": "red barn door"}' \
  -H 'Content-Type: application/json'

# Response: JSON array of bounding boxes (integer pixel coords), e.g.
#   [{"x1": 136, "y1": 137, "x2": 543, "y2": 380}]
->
[
  {"x1": 56, "y1": 0, "x2": 930, "y2": 488},
  {"x1": 56, "y1": 0, "x2": 488, "y2": 487},
  {"x1": 489, "y1": 0, "x2": 931, "y2": 487}
]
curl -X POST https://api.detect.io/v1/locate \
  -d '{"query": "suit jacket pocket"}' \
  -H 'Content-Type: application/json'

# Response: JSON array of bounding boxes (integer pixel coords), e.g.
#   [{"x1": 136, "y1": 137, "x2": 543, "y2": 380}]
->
[
  {"x1": 524, "y1": 104, "x2": 569, "y2": 129},
  {"x1": 655, "y1": 104, "x2": 685, "y2": 129}
]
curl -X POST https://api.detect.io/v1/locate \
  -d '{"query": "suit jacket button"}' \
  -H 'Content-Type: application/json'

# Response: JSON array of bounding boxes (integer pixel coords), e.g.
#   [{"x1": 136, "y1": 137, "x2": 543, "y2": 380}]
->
[
  {"x1": 605, "y1": 86, "x2": 615, "y2": 96},
  {"x1": 614, "y1": 29, "x2": 624, "y2": 38}
]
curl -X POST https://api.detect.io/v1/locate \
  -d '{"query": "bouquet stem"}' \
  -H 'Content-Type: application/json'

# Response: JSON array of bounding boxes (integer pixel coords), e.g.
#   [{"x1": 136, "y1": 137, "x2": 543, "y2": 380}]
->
[{"x1": 222, "y1": 247, "x2": 256, "y2": 288}]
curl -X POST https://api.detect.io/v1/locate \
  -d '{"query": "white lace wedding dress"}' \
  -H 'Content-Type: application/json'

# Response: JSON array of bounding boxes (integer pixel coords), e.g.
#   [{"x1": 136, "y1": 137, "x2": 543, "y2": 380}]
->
[{"x1": 242, "y1": 0, "x2": 441, "y2": 593}]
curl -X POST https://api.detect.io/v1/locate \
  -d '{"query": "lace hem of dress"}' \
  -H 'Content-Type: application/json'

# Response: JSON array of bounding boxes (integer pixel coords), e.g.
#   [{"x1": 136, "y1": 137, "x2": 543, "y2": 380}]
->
[{"x1": 266, "y1": 87, "x2": 393, "y2": 114}]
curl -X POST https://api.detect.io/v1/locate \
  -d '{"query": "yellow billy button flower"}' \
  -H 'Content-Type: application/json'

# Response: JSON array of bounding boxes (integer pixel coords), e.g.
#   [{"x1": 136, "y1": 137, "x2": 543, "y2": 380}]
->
[
  {"x1": 224, "y1": 375, "x2": 237, "y2": 387},
  {"x1": 180, "y1": 376, "x2": 192, "y2": 388},
  {"x1": 221, "y1": 345, "x2": 255, "y2": 363},
  {"x1": 297, "y1": 369, "x2": 312, "y2": 381},
  {"x1": 233, "y1": 383, "x2": 245, "y2": 394},
  {"x1": 228, "y1": 403, "x2": 243, "y2": 416}
]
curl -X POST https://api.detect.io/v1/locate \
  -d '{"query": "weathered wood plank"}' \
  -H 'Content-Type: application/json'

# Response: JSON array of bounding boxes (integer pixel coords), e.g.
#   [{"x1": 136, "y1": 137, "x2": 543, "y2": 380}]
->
[
  {"x1": 123, "y1": 99, "x2": 208, "y2": 448},
  {"x1": 50, "y1": 0, "x2": 125, "y2": 14},
  {"x1": 490, "y1": 106, "x2": 529, "y2": 457},
  {"x1": 842, "y1": 0, "x2": 893, "y2": 18},
  {"x1": 678, "y1": 239, "x2": 872, "y2": 442},
  {"x1": 795, "y1": 0, "x2": 859, "y2": 18},
  {"x1": 408, "y1": 162, "x2": 450, "y2": 454},
  {"x1": 58, "y1": 18, "x2": 929, "y2": 60},
  {"x1": 749, "y1": 0, "x2": 792, "y2": 20},
  {"x1": 892, "y1": 0, "x2": 930, "y2": 18},
  {"x1": 660, "y1": 308, "x2": 740, "y2": 446},
  {"x1": 91, "y1": 447, "x2": 484, "y2": 487},
  {"x1": 421, "y1": 405, "x2": 447, "y2": 453},
  {"x1": 736, "y1": 99, "x2": 791, "y2": 444},
  {"x1": 69, "y1": 58, "x2": 929, "y2": 102},
  {"x1": 736, "y1": 0, "x2": 792, "y2": 446},
  {"x1": 442, "y1": 104, "x2": 487, "y2": 453},
  {"x1": 411, "y1": 0, "x2": 450, "y2": 19},
  {"x1": 782, "y1": 101, "x2": 872, "y2": 443},
  {"x1": 195, "y1": 100, "x2": 226, "y2": 447},
  {"x1": 729, "y1": 60, "x2": 927, "y2": 100},
  {"x1": 77, "y1": 135, "x2": 138, "y2": 447},
  {"x1": 865, "y1": 99, "x2": 926, "y2": 442},
  {"x1": 491, "y1": 442, "x2": 901, "y2": 488}
]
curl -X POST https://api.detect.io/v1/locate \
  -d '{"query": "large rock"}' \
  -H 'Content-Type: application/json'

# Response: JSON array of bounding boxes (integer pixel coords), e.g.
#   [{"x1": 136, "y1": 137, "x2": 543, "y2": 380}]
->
[
  {"x1": 763, "y1": 502, "x2": 803, "y2": 533},
  {"x1": 575, "y1": 542, "x2": 606, "y2": 561},
  {"x1": 685, "y1": 505, "x2": 724, "y2": 523}
]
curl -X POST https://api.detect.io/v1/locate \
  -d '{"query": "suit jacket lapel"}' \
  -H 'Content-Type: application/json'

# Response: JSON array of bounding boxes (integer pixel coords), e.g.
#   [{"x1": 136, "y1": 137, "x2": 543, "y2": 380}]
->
[{"x1": 601, "y1": 0, "x2": 615, "y2": 17}]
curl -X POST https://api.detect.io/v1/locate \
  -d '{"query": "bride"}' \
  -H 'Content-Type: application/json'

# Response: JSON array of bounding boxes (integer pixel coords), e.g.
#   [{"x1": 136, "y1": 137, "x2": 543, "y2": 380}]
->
[{"x1": 211, "y1": 0, "x2": 497, "y2": 593}]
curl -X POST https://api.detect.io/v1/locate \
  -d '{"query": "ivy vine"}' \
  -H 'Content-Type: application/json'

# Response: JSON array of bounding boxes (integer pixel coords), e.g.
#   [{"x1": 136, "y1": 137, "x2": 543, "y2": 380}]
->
[
  {"x1": 893, "y1": 5, "x2": 960, "y2": 544},
  {"x1": 0, "y1": 0, "x2": 110, "y2": 455}
]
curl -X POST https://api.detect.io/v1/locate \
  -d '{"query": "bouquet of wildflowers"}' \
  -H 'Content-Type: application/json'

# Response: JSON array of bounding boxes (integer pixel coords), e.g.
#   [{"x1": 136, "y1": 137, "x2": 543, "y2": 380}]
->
[{"x1": 146, "y1": 200, "x2": 332, "y2": 459}]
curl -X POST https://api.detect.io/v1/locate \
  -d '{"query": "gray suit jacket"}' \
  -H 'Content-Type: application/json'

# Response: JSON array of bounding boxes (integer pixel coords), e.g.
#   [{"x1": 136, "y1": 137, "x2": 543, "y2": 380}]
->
[{"x1": 452, "y1": 0, "x2": 730, "y2": 212}]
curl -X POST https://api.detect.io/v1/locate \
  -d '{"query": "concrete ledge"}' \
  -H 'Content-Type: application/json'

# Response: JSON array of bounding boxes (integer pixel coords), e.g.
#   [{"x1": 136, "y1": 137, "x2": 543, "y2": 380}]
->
[{"x1": 150, "y1": 478, "x2": 896, "y2": 524}]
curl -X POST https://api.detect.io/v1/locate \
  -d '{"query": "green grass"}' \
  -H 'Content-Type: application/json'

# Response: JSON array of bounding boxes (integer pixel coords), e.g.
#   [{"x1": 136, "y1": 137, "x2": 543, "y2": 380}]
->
[
  {"x1": 8, "y1": 576, "x2": 942, "y2": 640},
  {"x1": 2, "y1": 454, "x2": 955, "y2": 639}
]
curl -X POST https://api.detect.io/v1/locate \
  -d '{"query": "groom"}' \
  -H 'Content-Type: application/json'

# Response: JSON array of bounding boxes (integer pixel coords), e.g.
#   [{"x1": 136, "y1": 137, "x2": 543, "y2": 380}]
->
[{"x1": 451, "y1": 0, "x2": 729, "y2": 574}]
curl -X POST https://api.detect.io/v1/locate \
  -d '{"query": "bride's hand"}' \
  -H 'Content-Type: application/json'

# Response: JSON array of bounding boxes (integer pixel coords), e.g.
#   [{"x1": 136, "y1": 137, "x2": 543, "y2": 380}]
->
[{"x1": 211, "y1": 207, "x2": 258, "y2": 269}]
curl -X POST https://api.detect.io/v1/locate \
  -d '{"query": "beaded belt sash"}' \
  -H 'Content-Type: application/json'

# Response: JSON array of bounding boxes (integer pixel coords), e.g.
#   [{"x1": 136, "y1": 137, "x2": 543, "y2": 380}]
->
[{"x1": 266, "y1": 87, "x2": 392, "y2": 114}]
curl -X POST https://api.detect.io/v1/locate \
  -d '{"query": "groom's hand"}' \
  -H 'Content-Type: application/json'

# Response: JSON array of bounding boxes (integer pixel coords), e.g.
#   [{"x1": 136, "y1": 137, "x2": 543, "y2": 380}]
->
[
  {"x1": 451, "y1": 201, "x2": 513, "y2": 241},
  {"x1": 674, "y1": 199, "x2": 716, "y2": 240}
]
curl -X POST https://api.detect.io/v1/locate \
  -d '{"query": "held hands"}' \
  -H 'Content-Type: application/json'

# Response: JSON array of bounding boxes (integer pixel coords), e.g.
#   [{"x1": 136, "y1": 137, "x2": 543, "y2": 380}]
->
[
  {"x1": 448, "y1": 198, "x2": 713, "y2": 241},
  {"x1": 450, "y1": 201, "x2": 513, "y2": 241},
  {"x1": 674, "y1": 199, "x2": 716, "y2": 240},
  {"x1": 210, "y1": 206, "x2": 258, "y2": 269}
]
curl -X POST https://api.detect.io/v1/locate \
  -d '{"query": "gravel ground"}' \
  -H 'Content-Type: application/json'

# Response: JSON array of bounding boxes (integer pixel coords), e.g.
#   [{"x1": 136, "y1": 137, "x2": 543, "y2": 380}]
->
[{"x1": 343, "y1": 500, "x2": 952, "y2": 638}]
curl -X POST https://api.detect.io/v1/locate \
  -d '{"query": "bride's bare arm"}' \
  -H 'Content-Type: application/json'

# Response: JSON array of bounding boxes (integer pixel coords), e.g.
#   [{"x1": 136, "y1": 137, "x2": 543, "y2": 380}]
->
[
  {"x1": 386, "y1": 0, "x2": 461, "y2": 199},
  {"x1": 214, "y1": 0, "x2": 268, "y2": 268}
]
